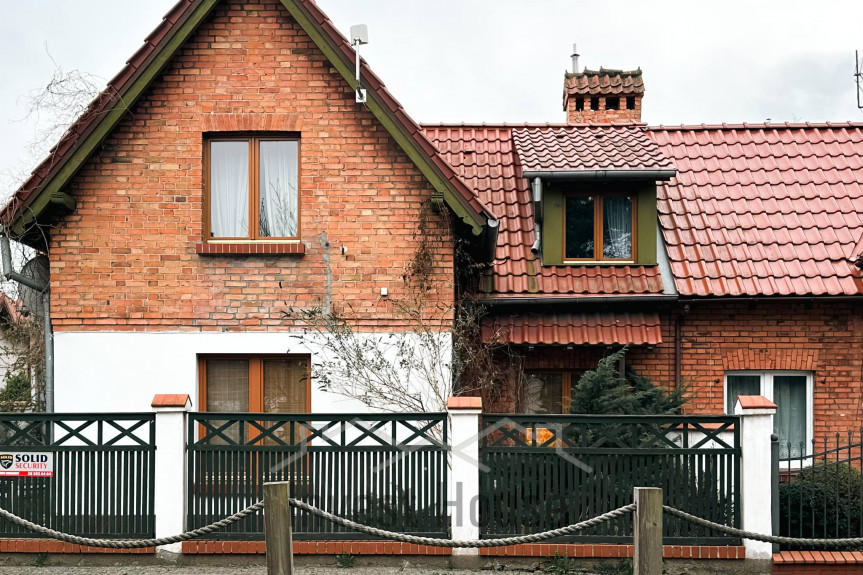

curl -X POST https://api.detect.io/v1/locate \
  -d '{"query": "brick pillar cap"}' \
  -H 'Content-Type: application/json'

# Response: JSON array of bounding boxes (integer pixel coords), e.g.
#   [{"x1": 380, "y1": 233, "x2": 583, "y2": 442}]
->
[
  {"x1": 152, "y1": 394, "x2": 192, "y2": 409},
  {"x1": 447, "y1": 396, "x2": 482, "y2": 410},
  {"x1": 736, "y1": 395, "x2": 777, "y2": 410}
]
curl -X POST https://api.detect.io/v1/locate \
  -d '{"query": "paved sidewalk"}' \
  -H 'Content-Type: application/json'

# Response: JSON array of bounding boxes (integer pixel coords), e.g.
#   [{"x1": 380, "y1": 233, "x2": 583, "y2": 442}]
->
[{"x1": 0, "y1": 567, "x2": 498, "y2": 575}]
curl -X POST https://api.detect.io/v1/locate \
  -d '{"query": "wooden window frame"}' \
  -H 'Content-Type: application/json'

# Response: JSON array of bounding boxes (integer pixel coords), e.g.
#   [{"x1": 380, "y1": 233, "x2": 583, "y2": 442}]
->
[
  {"x1": 202, "y1": 133, "x2": 302, "y2": 243},
  {"x1": 563, "y1": 192, "x2": 638, "y2": 263},
  {"x1": 198, "y1": 354, "x2": 312, "y2": 415}
]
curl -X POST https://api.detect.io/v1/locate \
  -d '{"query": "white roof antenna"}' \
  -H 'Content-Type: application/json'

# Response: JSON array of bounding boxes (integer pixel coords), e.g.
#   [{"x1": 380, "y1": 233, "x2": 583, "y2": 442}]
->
[{"x1": 350, "y1": 24, "x2": 369, "y2": 104}]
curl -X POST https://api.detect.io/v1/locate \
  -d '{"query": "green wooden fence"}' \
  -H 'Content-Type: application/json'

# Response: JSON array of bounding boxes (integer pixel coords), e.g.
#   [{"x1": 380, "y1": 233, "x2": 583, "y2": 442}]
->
[
  {"x1": 0, "y1": 413, "x2": 156, "y2": 539},
  {"x1": 479, "y1": 414, "x2": 741, "y2": 544},
  {"x1": 187, "y1": 412, "x2": 448, "y2": 540}
]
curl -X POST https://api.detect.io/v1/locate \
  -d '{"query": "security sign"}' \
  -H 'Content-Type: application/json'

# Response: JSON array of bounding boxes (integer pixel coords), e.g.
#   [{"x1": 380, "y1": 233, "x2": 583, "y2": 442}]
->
[{"x1": 0, "y1": 452, "x2": 54, "y2": 477}]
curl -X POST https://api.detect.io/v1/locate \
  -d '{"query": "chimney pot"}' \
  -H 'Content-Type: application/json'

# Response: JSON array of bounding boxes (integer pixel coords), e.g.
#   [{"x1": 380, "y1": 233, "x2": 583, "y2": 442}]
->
[{"x1": 571, "y1": 43, "x2": 580, "y2": 74}]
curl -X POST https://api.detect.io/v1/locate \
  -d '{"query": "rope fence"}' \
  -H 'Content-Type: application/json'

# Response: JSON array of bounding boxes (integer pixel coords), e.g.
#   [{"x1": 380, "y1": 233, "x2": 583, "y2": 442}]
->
[{"x1": 1, "y1": 498, "x2": 863, "y2": 550}]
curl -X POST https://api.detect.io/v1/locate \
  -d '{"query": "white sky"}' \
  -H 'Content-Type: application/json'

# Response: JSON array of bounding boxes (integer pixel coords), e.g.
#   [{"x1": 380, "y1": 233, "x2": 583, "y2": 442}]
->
[{"x1": 2, "y1": 0, "x2": 863, "y2": 196}]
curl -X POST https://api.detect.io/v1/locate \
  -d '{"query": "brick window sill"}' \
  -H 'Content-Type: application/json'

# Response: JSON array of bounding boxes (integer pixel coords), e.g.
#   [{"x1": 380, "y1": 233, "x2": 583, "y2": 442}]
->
[{"x1": 195, "y1": 242, "x2": 305, "y2": 256}]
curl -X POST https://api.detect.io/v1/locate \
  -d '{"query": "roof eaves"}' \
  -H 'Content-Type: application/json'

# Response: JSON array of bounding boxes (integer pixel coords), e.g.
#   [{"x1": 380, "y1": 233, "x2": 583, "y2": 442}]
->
[
  {"x1": 1, "y1": 0, "x2": 221, "y2": 242},
  {"x1": 522, "y1": 169, "x2": 676, "y2": 181}
]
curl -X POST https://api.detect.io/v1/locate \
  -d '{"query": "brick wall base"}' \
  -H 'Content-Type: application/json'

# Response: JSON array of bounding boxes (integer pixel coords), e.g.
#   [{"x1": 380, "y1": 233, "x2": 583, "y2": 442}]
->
[
  {"x1": 179, "y1": 540, "x2": 743, "y2": 559},
  {"x1": 0, "y1": 539, "x2": 153, "y2": 554},
  {"x1": 773, "y1": 551, "x2": 863, "y2": 574}
]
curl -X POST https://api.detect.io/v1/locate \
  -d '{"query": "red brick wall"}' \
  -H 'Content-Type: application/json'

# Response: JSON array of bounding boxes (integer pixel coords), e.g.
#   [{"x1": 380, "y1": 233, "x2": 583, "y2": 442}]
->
[
  {"x1": 486, "y1": 301, "x2": 863, "y2": 437},
  {"x1": 566, "y1": 96, "x2": 642, "y2": 124},
  {"x1": 49, "y1": 0, "x2": 453, "y2": 333}
]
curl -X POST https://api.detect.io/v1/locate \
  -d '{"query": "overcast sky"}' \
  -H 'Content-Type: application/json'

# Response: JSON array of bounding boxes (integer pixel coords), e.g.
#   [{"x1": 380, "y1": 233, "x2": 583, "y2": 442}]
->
[{"x1": 2, "y1": 0, "x2": 863, "y2": 195}]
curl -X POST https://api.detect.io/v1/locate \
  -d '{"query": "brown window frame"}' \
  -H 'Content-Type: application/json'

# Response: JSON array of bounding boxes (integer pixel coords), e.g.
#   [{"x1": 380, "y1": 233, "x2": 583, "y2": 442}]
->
[
  {"x1": 198, "y1": 354, "x2": 312, "y2": 415},
  {"x1": 563, "y1": 192, "x2": 638, "y2": 263},
  {"x1": 202, "y1": 133, "x2": 302, "y2": 243}
]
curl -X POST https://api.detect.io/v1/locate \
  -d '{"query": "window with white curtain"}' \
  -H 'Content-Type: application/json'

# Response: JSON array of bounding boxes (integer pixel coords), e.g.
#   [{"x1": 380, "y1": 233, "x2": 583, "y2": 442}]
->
[
  {"x1": 206, "y1": 136, "x2": 299, "y2": 240},
  {"x1": 564, "y1": 194, "x2": 634, "y2": 261},
  {"x1": 724, "y1": 371, "x2": 813, "y2": 458}
]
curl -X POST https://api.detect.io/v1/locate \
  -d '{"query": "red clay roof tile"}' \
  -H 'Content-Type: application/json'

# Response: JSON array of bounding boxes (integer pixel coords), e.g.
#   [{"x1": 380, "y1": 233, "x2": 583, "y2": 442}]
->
[
  {"x1": 513, "y1": 125, "x2": 674, "y2": 174},
  {"x1": 482, "y1": 312, "x2": 662, "y2": 346},
  {"x1": 423, "y1": 124, "x2": 665, "y2": 297},
  {"x1": 649, "y1": 123, "x2": 863, "y2": 297}
]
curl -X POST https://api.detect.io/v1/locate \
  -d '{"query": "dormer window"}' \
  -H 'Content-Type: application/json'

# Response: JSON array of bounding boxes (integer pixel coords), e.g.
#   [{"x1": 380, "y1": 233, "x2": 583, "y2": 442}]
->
[{"x1": 564, "y1": 194, "x2": 635, "y2": 261}]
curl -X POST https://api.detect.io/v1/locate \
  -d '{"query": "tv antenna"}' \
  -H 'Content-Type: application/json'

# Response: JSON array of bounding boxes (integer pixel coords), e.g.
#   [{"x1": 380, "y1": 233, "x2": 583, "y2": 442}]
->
[
  {"x1": 856, "y1": 50, "x2": 863, "y2": 109},
  {"x1": 350, "y1": 24, "x2": 368, "y2": 104}
]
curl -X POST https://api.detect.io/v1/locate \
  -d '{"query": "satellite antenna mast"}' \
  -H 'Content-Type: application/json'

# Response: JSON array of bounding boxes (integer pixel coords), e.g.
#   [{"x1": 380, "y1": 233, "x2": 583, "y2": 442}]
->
[
  {"x1": 350, "y1": 24, "x2": 369, "y2": 104},
  {"x1": 856, "y1": 50, "x2": 863, "y2": 109}
]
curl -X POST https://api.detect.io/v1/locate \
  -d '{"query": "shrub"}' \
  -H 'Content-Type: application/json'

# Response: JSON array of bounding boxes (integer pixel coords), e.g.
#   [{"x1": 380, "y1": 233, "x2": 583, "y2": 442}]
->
[{"x1": 779, "y1": 462, "x2": 863, "y2": 539}]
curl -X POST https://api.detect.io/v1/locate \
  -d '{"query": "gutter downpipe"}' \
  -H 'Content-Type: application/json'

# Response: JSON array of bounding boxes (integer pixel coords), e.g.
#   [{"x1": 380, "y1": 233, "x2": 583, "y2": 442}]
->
[
  {"x1": 530, "y1": 178, "x2": 542, "y2": 255},
  {"x1": 481, "y1": 218, "x2": 500, "y2": 263},
  {"x1": 0, "y1": 227, "x2": 53, "y2": 413},
  {"x1": 674, "y1": 304, "x2": 689, "y2": 391}
]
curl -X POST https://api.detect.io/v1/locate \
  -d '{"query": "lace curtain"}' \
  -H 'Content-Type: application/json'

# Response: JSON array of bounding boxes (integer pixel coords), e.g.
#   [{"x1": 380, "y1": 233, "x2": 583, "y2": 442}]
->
[
  {"x1": 259, "y1": 140, "x2": 299, "y2": 237},
  {"x1": 209, "y1": 141, "x2": 249, "y2": 237},
  {"x1": 602, "y1": 196, "x2": 632, "y2": 258}
]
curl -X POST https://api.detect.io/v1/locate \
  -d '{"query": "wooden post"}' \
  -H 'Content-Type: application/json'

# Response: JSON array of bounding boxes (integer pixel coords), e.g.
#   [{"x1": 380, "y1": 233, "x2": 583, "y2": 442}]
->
[
  {"x1": 634, "y1": 487, "x2": 662, "y2": 575},
  {"x1": 263, "y1": 481, "x2": 294, "y2": 575}
]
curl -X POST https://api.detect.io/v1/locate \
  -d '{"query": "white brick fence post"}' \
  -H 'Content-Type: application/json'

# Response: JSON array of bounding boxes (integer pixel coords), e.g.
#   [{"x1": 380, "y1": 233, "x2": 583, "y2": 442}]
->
[
  {"x1": 735, "y1": 395, "x2": 777, "y2": 561},
  {"x1": 447, "y1": 396, "x2": 482, "y2": 568},
  {"x1": 151, "y1": 393, "x2": 192, "y2": 559}
]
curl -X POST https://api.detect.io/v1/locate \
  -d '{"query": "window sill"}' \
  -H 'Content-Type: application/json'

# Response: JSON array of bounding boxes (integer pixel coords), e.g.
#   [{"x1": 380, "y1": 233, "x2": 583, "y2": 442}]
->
[
  {"x1": 560, "y1": 260, "x2": 638, "y2": 266},
  {"x1": 195, "y1": 242, "x2": 305, "y2": 256}
]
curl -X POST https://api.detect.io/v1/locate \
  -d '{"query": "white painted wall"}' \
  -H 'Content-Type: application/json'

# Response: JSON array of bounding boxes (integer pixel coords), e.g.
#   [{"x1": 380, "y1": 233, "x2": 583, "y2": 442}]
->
[{"x1": 54, "y1": 331, "x2": 452, "y2": 414}]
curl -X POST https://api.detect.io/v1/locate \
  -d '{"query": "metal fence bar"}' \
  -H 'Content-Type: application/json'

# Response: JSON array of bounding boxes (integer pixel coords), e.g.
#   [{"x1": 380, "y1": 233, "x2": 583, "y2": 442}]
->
[
  {"x1": 479, "y1": 414, "x2": 741, "y2": 544},
  {"x1": 0, "y1": 413, "x2": 156, "y2": 539},
  {"x1": 777, "y1": 428, "x2": 863, "y2": 548},
  {"x1": 187, "y1": 413, "x2": 448, "y2": 541}
]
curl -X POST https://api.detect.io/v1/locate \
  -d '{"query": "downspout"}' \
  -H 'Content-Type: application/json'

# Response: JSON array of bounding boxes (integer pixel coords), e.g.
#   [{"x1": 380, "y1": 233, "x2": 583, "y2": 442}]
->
[
  {"x1": 674, "y1": 304, "x2": 689, "y2": 391},
  {"x1": 0, "y1": 227, "x2": 53, "y2": 412},
  {"x1": 530, "y1": 178, "x2": 543, "y2": 255}
]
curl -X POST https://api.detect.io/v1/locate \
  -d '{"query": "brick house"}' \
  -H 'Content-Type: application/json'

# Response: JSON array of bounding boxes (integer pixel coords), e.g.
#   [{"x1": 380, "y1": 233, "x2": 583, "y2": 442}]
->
[
  {"x1": 427, "y1": 69, "x2": 863, "y2": 456},
  {"x1": 0, "y1": 0, "x2": 498, "y2": 416},
  {"x1": 2, "y1": 0, "x2": 862, "y2": 457}
]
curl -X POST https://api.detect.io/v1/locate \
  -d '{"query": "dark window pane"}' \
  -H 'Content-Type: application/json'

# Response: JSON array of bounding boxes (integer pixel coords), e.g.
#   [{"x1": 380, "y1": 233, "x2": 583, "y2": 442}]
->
[
  {"x1": 602, "y1": 196, "x2": 633, "y2": 259},
  {"x1": 523, "y1": 373, "x2": 563, "y2": 414},
  {"x1": 773, "y1": 376, "x2": 808, "y2": 458},
  {"x1": 259, "y1": 140, "x2": 299, "y2": 238},
  {"x1": 726, "y1": 375, "x2": 761, "y2": 414},
  {"x1": 565, "y1": 196, "x2": 594, "y2": 259},
  {"x1": 210, "y1": 141, "x2": 249, "y2": 238}
]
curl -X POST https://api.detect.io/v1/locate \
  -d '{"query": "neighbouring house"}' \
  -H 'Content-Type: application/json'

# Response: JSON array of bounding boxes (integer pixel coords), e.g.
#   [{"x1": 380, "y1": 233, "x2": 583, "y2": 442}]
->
[
  {"x1": 1, "y1": 0, "x2": 862, "y2": 459},
  {"x1": 427, "y1": 68, "x2": 863, "y2": 456}
]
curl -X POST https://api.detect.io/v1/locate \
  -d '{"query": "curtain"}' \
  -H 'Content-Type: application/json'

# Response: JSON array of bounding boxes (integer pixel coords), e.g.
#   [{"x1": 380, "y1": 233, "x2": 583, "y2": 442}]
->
[
  {"x1": 603, "y1": 196, "x2": 632, "y2": 258},
  {"x1": 210, "y1": 141, "x2": 249, "y2": 237},
  {"x1": 725, "y1": 375, "x2": 761, "y2": 414},
  {"x1": 522, "y1": 373, "x2": 563, "y2": 414},
  {"x1": 773, "y1": 375, "x2": 808, "y2": 458},
  {"x1": 259, "y1": 140, "x2": 299, "y2": 237},
  {"x1": 263, "y1": 358, "x2": 309, "y2": 444},
  {"x1": 205, "y1": 359, "x2": 250, "y2": 445}
]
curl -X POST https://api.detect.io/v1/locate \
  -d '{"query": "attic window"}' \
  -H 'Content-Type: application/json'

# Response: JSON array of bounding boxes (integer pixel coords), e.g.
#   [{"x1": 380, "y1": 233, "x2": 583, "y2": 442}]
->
[
  {"x1": 575, "y1": 97, "x2": 585, "y2": 112},
  {"x1": 626, "y1": 96, "x2": 636, "y2": 110},
  {"x1": 564, "y1": 194, "x2": 635, "y2": 261},
  {"x1": 590, "y1": 97, "x2": 600, "y2": 111},
  {"x1": 605, "y1": 97, "x2": 620, "y2": 110}
]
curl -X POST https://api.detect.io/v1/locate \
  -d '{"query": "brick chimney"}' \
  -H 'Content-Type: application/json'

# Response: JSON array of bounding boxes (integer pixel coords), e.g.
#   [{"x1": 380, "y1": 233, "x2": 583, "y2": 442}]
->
[{"x1": 563, "y1": 59, "x2": 644, "y2": 124}]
